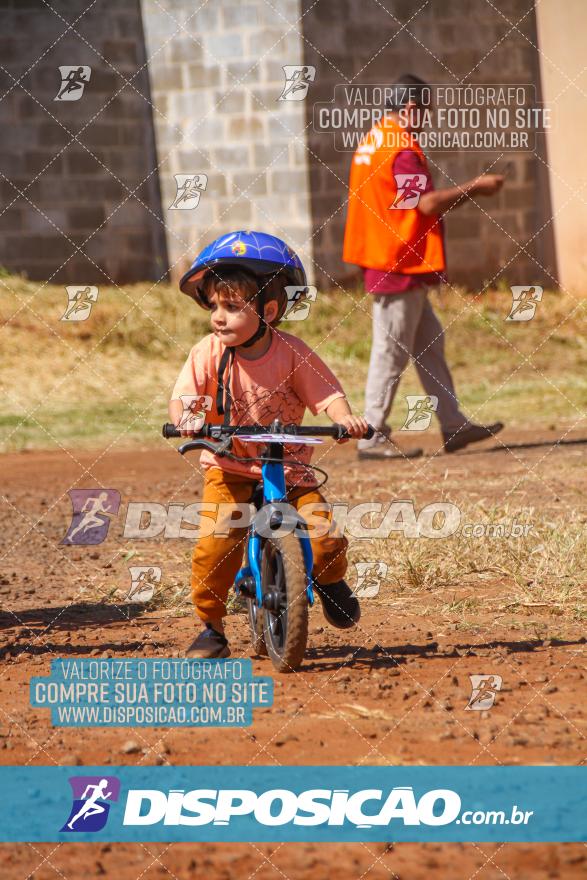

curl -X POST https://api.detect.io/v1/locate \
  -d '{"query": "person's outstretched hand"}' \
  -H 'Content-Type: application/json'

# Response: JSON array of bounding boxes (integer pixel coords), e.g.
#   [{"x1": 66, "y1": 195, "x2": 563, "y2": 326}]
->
[{"x1": 471, "y1": 174, "x2": 505, "y2": 196}]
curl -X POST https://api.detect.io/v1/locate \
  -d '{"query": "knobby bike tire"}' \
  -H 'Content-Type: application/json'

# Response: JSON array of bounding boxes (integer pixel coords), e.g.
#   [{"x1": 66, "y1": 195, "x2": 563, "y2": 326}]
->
[
  {"x1": 247, "y1": 596, "x2": 268, "y2": 657},
  {"x1": 262, "y1": 532, "x2": 308, "y2": 673}
]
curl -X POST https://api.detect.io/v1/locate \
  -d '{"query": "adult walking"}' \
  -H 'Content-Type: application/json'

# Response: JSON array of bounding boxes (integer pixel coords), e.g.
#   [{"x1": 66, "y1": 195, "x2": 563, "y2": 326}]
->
[{"x1": 343, "y1": 74, "x2": 505, "y2": 459}]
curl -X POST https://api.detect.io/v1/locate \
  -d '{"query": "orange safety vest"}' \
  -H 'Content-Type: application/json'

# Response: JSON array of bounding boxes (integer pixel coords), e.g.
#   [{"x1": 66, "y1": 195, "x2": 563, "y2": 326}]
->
[{"x1": 343, "y1": 116, "x2": 445, "y2": 274}]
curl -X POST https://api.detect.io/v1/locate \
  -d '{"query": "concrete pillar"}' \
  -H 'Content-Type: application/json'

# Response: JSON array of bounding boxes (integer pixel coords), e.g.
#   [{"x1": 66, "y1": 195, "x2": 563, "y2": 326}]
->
[
  {"x1": 140, "y1": 0, "x2": 315, "y2": 283},
  {"x1": 535, "y1": 0, "x2": 587, "y2": 293}
]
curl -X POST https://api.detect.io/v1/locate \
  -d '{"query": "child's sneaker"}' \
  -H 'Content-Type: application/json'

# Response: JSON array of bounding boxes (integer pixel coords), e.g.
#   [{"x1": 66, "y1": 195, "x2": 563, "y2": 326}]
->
[
  {"x1": 314, "y1": 580, "x2": 361, "y2": 629},
  {"x1": 186, "y1": 623, "x2": 231, "y2": 658}
]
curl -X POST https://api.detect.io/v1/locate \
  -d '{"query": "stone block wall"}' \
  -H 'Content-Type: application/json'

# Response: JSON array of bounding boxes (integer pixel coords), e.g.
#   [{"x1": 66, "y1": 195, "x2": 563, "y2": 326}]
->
[{"x1": 0, "y1": 0, "x2": 166, "y2": 284}]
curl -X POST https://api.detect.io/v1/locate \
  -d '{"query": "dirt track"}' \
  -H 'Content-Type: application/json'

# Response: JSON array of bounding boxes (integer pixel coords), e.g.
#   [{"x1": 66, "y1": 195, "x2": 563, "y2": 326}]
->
[{"x1": 1, "y1": 429, "x2": 585, "y2": 878}]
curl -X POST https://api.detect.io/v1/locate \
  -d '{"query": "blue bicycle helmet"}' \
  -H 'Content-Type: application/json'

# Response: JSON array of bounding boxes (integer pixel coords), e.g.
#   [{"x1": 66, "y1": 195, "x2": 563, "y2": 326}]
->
[{"x1": 179, "y1": 230, "x2": 307, "y2": 323}]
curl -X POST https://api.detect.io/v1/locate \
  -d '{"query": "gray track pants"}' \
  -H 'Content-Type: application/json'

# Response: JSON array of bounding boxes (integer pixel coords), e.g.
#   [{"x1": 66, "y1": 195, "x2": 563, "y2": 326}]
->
[{"x1": 360, "y1": 287, "x2": 468, "y2": 447}]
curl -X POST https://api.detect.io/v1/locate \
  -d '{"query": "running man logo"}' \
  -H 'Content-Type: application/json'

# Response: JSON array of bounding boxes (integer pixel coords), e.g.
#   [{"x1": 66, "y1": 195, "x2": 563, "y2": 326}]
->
[
  {"x1": 60, "y1": 286, "x2": 99, "y2": 322},
  {"x1": 353, "y1": 561, "x2": 388, "y2": 598},
  {"x1": 465, "y1": 674, "x2": 503, "y2": 711},
  {"x1": 401, "y1": 395, "x2": 439, "y2": 431},
  {"x1": 278, "y1": 65, "x2": 316, "y2": 101},
  {"x1": 283, "y1": 286, "x2": 318, "y2": 321},
  {"x1": 61, "y1": 489, "x2": 121, "y2": 546},
  {"x1": 506, "y1": 285, "x2": 543, "y2": 321},
  {"x1": 169, "y1": 174, "x2": 208, "y2": 210},
  {"x1": 61, "y1": 776, "x2": 120, "y2": 832},
  {"x1": 126, "y1": 566, "x2": 161, "y2": 603},
  {"x1": 390, "y1": 173, "x2": 428, "y2": 209},
  {"x1": 54, "y1": 66, "x2": 91, "y2": 101},
  {"x1": 178, "y1": 394, "x2": 213, "y2": 432}
]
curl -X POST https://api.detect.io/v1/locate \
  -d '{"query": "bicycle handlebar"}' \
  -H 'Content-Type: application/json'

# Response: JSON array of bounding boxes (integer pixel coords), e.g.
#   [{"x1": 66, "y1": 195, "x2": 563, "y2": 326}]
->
[{"x1": 162, "y1": 422, "x2": 374, "y2": 442}]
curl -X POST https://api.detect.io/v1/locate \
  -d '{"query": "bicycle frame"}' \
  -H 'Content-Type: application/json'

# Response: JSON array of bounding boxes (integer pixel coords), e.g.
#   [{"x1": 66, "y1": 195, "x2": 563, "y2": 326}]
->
[
  {"x1": 234, "y1": 440, "x2": 315, "y2": 607},
  {"x1": 165, "y1": 417, "x2": 374, "y2": 611}
]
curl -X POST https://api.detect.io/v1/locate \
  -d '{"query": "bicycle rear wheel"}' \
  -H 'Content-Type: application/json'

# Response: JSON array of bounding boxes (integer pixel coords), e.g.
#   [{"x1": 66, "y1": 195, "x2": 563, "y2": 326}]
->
[{"x1": 261, "y1": 532, "x2": 308, "y2": 673}]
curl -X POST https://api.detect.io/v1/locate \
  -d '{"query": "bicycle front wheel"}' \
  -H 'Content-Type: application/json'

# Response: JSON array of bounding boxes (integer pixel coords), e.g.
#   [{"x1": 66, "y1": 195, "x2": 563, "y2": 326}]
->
[
  {"x1": 261, "y1": 532, "x2": 308, "y2": 673},
  {"x1": 246, "y1": 595, "x2": 268, "y2": 657}
]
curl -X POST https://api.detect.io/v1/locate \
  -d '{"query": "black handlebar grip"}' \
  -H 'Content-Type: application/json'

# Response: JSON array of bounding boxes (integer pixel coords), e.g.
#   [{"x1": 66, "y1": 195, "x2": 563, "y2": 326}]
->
[
  {"x1": 335, "y1": 423, "x2": 376, "y2": 440},
  {"x1": 162, "y1": 423, "x2": 181, "y2": 438}
]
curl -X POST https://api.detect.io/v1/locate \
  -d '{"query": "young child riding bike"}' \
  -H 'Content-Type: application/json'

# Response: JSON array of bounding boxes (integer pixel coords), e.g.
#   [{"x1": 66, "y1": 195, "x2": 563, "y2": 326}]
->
[{"x1": 169, "y1": 231, "x2": 368, "y2": 659}]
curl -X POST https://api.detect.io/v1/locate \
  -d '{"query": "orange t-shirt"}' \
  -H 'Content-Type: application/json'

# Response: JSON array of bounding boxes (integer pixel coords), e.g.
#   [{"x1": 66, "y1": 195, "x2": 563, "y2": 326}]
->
[{"x1": 171, "y1": 329, "x2": 345, "y2": 488}]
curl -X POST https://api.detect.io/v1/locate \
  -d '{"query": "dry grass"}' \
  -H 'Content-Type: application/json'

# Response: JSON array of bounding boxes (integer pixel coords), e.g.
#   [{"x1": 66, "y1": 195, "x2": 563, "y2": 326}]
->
[
  {"x1": 347, "y1": 502, "x2": 587, "y2": 626},
  {"x1": 88, "y1": 502, "x2": 586, "y2": 627},
  {"x1": 2, "y1": 271, "x2": 587, "y2": 451}
]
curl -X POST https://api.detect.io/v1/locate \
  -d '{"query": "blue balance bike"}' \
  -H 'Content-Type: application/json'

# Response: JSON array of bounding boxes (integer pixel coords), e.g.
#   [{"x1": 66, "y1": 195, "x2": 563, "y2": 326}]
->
[{"x1": 163, "y1": 419, "x2": 373, "y2": 672}]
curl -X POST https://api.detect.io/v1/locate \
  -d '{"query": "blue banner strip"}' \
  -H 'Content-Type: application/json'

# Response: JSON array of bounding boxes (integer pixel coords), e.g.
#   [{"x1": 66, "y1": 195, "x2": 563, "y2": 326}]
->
[{"x1": 0, "y1": 766, "x2": 584, "y2": 842}]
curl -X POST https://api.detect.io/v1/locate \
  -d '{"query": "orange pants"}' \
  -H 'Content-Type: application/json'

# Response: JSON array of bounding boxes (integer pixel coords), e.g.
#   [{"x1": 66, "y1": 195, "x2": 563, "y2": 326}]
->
[{"x1": 191, "y1": 467, "x2": 348, "y2": 622}]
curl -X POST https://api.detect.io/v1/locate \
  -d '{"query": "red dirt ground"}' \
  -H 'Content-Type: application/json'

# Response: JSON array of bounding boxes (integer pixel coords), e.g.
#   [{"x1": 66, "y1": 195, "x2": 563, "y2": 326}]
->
[{"x1": 0, "y1": 428, "x2": 585, "y2": 878}]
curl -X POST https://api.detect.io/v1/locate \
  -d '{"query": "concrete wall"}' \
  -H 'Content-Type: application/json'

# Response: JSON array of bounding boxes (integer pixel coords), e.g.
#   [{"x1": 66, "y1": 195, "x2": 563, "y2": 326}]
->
[
  {"x1": 301, "y1": 0, "x2": 552, "y2": 290},
  {"x1": 141, "y1": 0, "x2": 314, "y2": 283},
  {"x1": 0, "y1": 0, "x2": 568, "y2": 292},
  {"x1": 0, "y1": 0, "x2": 166, "y2": 283},
  {"x1": 535, "y1": 0, "x2": 587, "y2": 293}
]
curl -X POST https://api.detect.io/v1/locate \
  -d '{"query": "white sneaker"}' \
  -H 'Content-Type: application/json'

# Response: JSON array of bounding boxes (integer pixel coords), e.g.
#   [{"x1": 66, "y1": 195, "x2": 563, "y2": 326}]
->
[{"x1": 357, "y1": 427, "x2": 423, "y2": 460}]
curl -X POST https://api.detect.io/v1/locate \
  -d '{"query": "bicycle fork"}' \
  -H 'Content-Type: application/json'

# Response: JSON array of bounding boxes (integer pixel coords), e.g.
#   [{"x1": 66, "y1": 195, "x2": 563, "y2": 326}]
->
[{"x1": 234, "y1": 441, "x2": 315, "y2": 607}]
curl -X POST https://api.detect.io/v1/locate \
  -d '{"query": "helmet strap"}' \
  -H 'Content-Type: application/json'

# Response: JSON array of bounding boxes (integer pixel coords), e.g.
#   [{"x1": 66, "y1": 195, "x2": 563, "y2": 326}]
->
[
  {"x1": 216, "y1": 346, "x2": 235, "y2": 427},
  {"x1": 240, "y1": 289, "x2": 268, "y2": 348},
  {"x1": 216, "y1": 290, "x2": 276, "y2": 425},
  {"x1": 216, "y1": 290, "x2": 271, "y2": 426}
]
